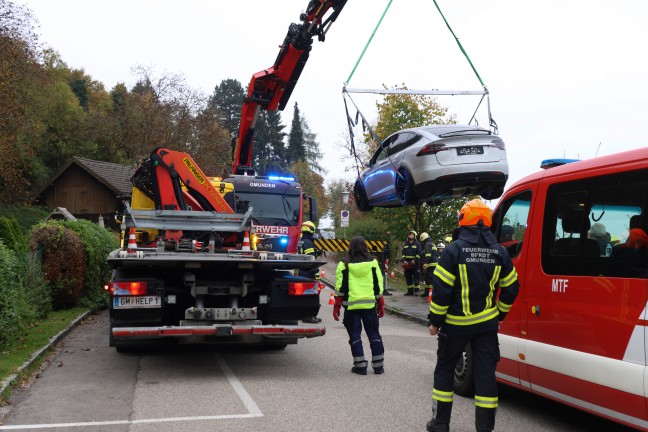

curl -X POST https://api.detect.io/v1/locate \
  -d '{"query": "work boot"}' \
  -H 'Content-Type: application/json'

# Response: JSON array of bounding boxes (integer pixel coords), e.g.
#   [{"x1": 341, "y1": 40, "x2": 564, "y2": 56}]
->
[
  {"x1": 420, "y1": 288, "x2": 430, "y2": 298},
  {"x1": 351, "y1": 366, "x2": 367, "y2": 375},
  {"x1": 383, "y1": 290, "x2": 393, "y2": 296},
  {"x1": 475, "y1": 407, "x2": 496, "y2": 432},
  {"x1": 404, "y1": 288, "x2": 414, "y2": 296},
  {"x1": 302, "y1": 316, "x2": 322, "y2": 323},
  {"x1": 425, "y1": 420, "x2": 449, "y2": 432},
  {"x1": 414, "y1": 287, "x2": 420, "y2": 295}
]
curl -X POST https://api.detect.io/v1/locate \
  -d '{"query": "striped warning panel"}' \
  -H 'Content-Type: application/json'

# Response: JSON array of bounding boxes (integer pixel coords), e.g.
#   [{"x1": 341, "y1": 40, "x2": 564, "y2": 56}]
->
[{"x1": 315, "y1": 239, "x2": 386, "y2": 253}]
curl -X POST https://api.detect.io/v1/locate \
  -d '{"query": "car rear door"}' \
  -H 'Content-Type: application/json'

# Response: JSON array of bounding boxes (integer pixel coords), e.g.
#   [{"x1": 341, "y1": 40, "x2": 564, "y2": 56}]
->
[{"x1": 362, "y1": 136, "x2": 397, "y2": 203}]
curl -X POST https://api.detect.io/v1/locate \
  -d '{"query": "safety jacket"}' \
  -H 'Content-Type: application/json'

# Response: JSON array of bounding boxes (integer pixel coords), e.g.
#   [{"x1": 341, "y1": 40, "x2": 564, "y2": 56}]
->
[
  {"x1": 428, "y1": 226, "x2": 520, "y2": 334},
  {"x1": 297, "y1": 233, "x2": 320, "y2": 280},
  {"x1": 335, "y1": 258, "x2": 383, "y2": 310},
  {"x1": 421, "y1": 238, "x2": 439, "y2": 270},
  {"x1": 402, "y1": 240, "x2": 421, "y2": 268}
]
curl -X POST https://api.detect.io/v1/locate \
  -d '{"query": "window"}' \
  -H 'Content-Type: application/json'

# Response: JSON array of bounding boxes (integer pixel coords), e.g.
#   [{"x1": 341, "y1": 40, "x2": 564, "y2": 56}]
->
[
  {"x1": 388, "y1": 132, "x2": 421, "y2": 156},
  {"x1": 542, "y1": 169, "x2": 648, "y2": 278},
  {"x1": 494, "y1": 191, "x2": 531, "y2": 258}
]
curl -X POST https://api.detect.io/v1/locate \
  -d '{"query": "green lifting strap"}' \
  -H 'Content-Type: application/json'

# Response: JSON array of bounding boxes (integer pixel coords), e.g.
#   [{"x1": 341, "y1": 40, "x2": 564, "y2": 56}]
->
[
  {"x1": 345, "y1": 0, "x2": 394, "y2": 85},
  {"x1": 432, "y1": 0, "x2": 485, "y2": 88}
]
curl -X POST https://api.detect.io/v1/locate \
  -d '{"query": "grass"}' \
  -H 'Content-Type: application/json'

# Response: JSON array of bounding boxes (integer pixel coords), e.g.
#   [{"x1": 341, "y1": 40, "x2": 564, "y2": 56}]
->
[{"x1": 0, "y1": 307, "x2": 87, "y2": 401}]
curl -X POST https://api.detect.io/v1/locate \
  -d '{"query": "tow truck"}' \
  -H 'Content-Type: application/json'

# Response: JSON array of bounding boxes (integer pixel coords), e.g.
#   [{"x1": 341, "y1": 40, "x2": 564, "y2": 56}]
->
[{"x1": 108, "y1": 1, "x2": 347, "y2": 350}]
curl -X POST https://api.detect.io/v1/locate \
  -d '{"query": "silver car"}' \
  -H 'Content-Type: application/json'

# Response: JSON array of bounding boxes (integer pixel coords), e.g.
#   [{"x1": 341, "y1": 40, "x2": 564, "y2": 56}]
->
[{"x1": 354, "y1": 124, "x2": 508, "y2": 211}]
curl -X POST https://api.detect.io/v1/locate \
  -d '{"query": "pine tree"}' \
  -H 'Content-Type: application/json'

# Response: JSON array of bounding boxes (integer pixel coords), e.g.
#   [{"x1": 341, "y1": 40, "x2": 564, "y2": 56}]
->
[{"x1": 286, "y1": 102, "x2": 306, "y2": 165}]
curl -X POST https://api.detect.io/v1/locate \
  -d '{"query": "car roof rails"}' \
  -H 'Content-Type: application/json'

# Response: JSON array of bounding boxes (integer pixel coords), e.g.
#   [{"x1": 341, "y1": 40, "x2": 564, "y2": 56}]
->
[{"x1": 540, "y1": 158, "x2": 581, "y2": 169}]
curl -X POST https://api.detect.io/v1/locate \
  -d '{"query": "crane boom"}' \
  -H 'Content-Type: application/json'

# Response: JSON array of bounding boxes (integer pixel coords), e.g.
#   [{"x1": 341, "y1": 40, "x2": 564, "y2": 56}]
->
[{"x1": 232, "y1": 0, "x2": 348, "y2": 175}]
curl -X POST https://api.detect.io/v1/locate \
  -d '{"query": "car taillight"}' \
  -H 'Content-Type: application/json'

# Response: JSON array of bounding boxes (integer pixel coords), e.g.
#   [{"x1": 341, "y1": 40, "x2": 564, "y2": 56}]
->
[
  {"x1": 288, "y1": 282, "x2": 319, "y2": 296},
  {"x1": 110, "y1": 281, "x2": 148, "y2": 296},
  {"x1": 489, "y1": 139, "x2": 505, "y2": 150},
  {"x1": 416, "y1": 142, "x2": 448, "y2": 156}
]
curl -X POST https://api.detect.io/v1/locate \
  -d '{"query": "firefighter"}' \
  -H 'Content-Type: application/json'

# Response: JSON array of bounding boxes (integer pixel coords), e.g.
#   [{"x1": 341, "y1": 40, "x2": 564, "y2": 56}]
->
[
  {"x1": 298, "y1": 220, "x2": 322, "y2": 324},
  {"x1": 401, "y1": 230, "x2": 421, "y2": 296},
  {"x1": 419, "y1": 232, "x2": 439, "y2": 298},
  {"x1": 426, "y1": 199, "x2": 520, "y2": 432},
  {"x1": 333, "y1": 236, "x2": 385, "y2": 375}
]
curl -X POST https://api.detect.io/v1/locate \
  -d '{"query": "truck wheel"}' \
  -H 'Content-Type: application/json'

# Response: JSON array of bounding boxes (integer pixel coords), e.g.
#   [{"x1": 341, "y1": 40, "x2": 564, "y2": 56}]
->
[{"x1": 453, "y1": 343, "x2": 475, "y2": 396}]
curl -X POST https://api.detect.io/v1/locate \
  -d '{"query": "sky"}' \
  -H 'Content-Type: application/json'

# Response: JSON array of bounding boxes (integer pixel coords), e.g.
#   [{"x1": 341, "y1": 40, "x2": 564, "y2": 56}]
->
[{"x1": 16, "y1": 0, "x2": 648, "y2": 203}]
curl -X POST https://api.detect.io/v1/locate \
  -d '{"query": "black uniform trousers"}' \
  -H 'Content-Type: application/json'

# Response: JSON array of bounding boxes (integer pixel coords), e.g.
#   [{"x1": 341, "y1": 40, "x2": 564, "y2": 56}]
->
[
  {"x1": 404, "y1": 267, "x2": 420, "y2": 289},
  {"x1": 433, "y1": 328, "x2": 499, "y2": 425},
  {"x1": 343, "y1": 308, "x2": 384, "y2": 371}
]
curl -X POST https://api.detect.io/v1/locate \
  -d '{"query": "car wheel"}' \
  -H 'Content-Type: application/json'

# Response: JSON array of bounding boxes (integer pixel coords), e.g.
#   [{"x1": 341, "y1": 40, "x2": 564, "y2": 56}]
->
[
  {"x1": 396, "y1": 168, "x2": 418, "y2": 205},
  {"x1": 453, "y1": 342, "x2": 475, "y2": 396},
  {"x1": 354, "y1": 181, "x2": 373, "y2": 212}
]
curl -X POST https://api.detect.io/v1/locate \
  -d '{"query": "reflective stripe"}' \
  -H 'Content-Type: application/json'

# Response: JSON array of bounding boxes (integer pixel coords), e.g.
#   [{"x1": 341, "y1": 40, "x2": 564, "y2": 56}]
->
[
  {"x1": 446, "y1": 307, "x2": 498, "y2": 326},
  {"x1": 497, "y1": 300, "x2": 512, "y2": 313},
  {"x1": 303, "y1": 248, "x2": 315, "y2": 255},
  {"x1": 486, "y1": 266, "x2": 501, "y2": 310},
  {"x1": 343, "y1": 299, "x2": 377, "y2": 307},
  {"x1": 353, "y1": 355, "x2": 366, "y2": 362},
  {"x1": 434, "y1": 265, "x2": 455, "y2": 286},
  {"x1": 459, "y1": 264, "x2": 470, "y2": 316},
  {"x1": 500, "y1": 268, "x2": 518, "y2": 288},
  {"x1": 432, "y1": 388, "x2": 454, "y2": 403},
  {"x1": 372, "y1": 354, "x2": 384, "y2": 362},
  {"x1": 429, "y1": 301, "x2": 448, "y2": 315},
  {"x1": 334, "y1": 290, "x2": 344, "y2": 296},
  {"x1": 372, "y1": 360, "x2": 385, "y2": 368},
  {"x1": 475, "y1": 395, "x2": 498, "y2": 408}
]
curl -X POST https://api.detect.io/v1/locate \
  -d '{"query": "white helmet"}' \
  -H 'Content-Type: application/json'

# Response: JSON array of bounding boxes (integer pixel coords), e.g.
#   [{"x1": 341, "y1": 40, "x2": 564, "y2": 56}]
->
[{"x1": 437, "y1": 242, "x2": 445, "y2": 249}]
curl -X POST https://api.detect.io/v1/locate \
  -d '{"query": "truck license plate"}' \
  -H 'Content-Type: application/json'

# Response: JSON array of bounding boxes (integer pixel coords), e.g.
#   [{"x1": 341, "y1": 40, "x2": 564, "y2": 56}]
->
[{"x1": 114, "y1": 296, "x2": 162, "y2": 309}]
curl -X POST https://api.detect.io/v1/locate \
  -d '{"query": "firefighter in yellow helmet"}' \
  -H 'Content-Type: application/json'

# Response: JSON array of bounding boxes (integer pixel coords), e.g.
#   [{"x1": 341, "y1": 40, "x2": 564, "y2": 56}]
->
[
  {"x1": 298, "y1": 221, "x2": 322, "y2": 323},
  {"x1": 401, "y1": 230, "x2": 421, "y2": 295},
  {"x1": 419, "y1": 232, "x2": 439, "y2": 298},
  {"x1": 426, "y1": 199, "x2": 520, "y2": 432}
]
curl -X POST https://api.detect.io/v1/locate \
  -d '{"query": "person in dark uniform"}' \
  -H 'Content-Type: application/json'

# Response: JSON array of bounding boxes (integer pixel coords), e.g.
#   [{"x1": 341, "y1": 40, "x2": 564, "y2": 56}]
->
[
  {"x1": 298, "y1": 220, "x2": 322, "y2": 324},
  {"x1": 419, "y1": 232, "x2": 439, "y2": 298},
  {"x1": 401, "y1": 230, "x2": 421, "y2": 296},
  {"x1": 426, "y1": 199, "x2": 520, "y2": 432}
]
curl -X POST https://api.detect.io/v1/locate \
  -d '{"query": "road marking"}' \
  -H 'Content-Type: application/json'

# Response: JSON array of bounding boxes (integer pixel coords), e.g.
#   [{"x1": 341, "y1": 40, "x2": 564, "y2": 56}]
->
[{"x1": 0, "y1": 355, "x2": 262, "y2": 430}]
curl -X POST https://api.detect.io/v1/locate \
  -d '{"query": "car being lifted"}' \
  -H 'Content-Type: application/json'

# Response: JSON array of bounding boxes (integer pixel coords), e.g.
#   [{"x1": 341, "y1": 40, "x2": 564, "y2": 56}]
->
[{"x1": 353, "y1": 124, "x2": 509, "y2": 211}]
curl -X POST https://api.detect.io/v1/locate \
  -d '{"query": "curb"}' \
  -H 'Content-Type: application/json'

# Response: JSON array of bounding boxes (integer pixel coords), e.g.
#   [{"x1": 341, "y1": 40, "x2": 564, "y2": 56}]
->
[
  {"x1": 0, "y1": 310, "x2": 91, "y2": 398},
  {"x1": 320, "y1": 278, "x2": 428, "y2": 326}
]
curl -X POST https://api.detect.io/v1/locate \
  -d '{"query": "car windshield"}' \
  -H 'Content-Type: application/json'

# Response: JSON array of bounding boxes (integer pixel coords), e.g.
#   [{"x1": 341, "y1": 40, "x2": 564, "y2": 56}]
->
[{"x1": 235, "y1": 192, "x2": 299, "y2": 226}]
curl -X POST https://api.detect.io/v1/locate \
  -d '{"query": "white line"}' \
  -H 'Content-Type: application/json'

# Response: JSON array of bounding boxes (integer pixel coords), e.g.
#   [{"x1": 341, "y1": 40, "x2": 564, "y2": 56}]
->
[
  {"x1": 0, "y1": 354, "x2": 263, "y2": 430},
  {"x1": 215, "y1": 354, "x2": 263, "y2": 417}
]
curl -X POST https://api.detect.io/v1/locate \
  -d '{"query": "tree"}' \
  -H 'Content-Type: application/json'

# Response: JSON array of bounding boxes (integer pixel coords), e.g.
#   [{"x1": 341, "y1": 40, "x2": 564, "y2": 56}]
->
[
  {"x1": 286, "y1": 102, "x2": 306, "y2": 165},
  {"x1": 207, "y1": 79, "x2": 245, "y2": 137},
  {"x1": 291, "y1": 160, "x2": 328, "y2": 222},
  {"x1": 302, "y1": 117, "x2": 324, "y2": 173},
  {"x1": 253, "y1": 110, "x2": 287, "y2": 175}
]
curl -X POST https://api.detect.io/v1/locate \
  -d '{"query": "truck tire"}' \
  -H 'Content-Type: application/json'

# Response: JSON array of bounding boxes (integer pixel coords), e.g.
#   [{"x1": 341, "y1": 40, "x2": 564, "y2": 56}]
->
[{"x1": 453, "y1": 343, "x2": 475, "y2": 396}]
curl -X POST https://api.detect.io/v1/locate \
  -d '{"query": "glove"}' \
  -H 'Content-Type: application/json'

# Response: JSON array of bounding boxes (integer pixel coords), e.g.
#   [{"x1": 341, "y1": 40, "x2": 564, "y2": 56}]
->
[
  {"x1": 333, "y1": 296, "x2": 343, "y2": 321},
  {"x1": 377, "y1": 296, "x2": 385, "y2": 318},
  {"x1": 410, "y1": 260, "x2": 416, "y2": 267}
]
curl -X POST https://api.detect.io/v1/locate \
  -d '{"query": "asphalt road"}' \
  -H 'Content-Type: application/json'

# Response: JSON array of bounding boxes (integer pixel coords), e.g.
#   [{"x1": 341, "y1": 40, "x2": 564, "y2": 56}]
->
[{"x1": 0, "y1": 291, "x2": 636, "y2": 432}]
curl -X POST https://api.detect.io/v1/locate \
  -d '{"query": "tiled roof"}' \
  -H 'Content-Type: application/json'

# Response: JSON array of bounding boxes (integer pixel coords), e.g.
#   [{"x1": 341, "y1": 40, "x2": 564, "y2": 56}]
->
[{"x1": 73, "y1": 157, "x2": 135, "y2": 196}]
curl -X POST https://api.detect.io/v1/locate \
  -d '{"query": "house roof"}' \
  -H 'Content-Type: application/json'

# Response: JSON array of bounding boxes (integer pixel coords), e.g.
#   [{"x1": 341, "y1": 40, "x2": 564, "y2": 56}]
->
[{"x1": 35, "y1": 157, "x2": 136, "y2": 200}]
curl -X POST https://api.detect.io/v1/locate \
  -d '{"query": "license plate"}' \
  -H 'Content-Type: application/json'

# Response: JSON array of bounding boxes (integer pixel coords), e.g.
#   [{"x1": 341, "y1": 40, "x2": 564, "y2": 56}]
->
[
  {"x1": 457, "y1": 146, "x2": 484, "y2": 156},
  {"x1": 113, "y1": 296, "x2": 162, "y2": 309}
]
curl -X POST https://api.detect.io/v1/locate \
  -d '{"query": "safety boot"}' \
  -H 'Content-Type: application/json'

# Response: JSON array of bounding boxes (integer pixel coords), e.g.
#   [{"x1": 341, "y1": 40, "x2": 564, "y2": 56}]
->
[
  {"x1": 427, "y1": 400, "x2": 452, "y2": 432},
  {"x1": 475, "y1": 407, "x2": 496, "y2": 432},
  {"x1": 404, "y1": 288, "x2": 414, "y2": 296},
  {"x1": 425, "y1": 420, "x2": 449, "y2": 432},
  {"x1": 420, "y1": 288, "x2": 430, "y2": 298}
]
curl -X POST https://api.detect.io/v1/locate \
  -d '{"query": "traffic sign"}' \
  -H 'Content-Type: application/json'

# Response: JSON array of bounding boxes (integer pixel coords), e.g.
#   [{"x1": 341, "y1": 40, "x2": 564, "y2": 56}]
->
[{"x1": 341, "y1": 210, "x2": 349, "y2": 227}]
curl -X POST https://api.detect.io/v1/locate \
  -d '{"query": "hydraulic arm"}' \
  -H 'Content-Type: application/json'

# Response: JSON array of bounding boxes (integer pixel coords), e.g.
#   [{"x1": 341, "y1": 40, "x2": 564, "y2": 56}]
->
[{"x1": 232, "y1": 0, "x2": 348, "y2": 175}]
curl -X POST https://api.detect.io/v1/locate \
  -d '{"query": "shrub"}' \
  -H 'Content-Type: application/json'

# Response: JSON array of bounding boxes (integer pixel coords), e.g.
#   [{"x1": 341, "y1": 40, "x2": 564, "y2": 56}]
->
[
  {"x1": 0, "y1": 241, "x2": 23, "y2": 345},
  {"x1": 61, "y1": 220, "x2": 117, "y2": 311},
  {"x1": 0, "y1": 205, "x2": 49, "y2": 233},
  {"x1": 29, "y1": 223, "x2": 85, "y2": 309},
  {"x1": 0, "y1": 217, "x2": 27, "y2": 252},
  {"x1": 17, "y1": 252, "x2": 52, "y2": 320}
]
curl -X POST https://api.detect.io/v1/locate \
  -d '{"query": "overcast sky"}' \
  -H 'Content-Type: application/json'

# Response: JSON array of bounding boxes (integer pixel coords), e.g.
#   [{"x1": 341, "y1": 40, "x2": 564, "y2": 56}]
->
[{"x1": 17, "y1": 0, "x2": 648, "y2": 200}]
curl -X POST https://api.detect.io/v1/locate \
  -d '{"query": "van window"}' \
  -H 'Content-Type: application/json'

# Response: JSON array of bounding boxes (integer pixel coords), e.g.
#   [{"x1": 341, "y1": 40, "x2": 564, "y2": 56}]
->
[
  {"x1": 542, "y1": 169, "x2": 648, "y2": 278},
  {"x1": 495, "y1": 191, "x2": 531, "y2": 258}
]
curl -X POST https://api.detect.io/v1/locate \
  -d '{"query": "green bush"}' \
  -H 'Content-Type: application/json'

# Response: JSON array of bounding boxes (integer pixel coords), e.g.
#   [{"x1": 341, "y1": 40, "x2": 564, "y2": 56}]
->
[
  {"x1": 17, "y1": 252, "x2": 52, "y2": 320},
  {"x1": 0, "y1": 217, "x2": 27, "y2": 252},
  {"x1": 29, "y1": 223, "x2": 85, "y2": 309},
  {"x1": 0, "y1": 205, "x2": 49, "y2": 233},
  {"x1": 0, "y1": 241, "x2": 23, "y2": 345},
  {"x1": 61, "y1": 219, "x2": 117, "y2": 311}
]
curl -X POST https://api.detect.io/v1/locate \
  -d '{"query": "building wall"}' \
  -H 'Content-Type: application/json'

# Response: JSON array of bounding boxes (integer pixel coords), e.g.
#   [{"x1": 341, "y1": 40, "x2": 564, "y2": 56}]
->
[{"x1": 43, "y1": 165, "x2": 118, "y2": 215}]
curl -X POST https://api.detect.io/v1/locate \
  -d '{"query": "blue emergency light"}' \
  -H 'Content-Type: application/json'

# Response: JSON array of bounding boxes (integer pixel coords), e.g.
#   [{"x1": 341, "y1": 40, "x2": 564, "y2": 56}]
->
[{"x1": 540, "y1": 158, "x2": 580, "y2": 169}]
